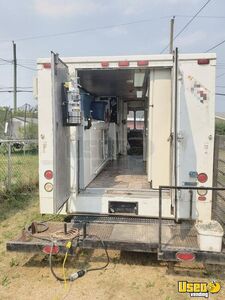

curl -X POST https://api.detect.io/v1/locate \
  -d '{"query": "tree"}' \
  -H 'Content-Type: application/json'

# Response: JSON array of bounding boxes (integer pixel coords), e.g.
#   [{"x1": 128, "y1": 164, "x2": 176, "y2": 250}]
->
[{"x1": 215, "y1": 120, "x2": 225, "y2": 135}]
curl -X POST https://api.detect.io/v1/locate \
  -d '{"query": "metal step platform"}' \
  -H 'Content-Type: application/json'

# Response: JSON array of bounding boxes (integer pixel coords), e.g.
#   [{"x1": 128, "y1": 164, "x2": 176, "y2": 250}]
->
[{"x1": 6, "y1": 214, "x2": 225, "y2": 264}]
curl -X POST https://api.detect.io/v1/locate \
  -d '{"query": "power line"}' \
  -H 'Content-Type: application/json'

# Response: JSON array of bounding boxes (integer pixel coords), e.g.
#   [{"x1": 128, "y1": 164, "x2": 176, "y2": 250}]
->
[
  {"x1": 0, "y1": 57, "x2": 12, "y2": 63},
  {"x1": 217, "y1": 72, "x2": 225, "y2": 79},
  {"x1": 205, "y1": 38, "x2": 225, "y2": 52},
  {"x1": 0, "y1": 57, "x2": 36, "y2": 65},
  {"x1": 2, "y1": 14, "x2": 225, "y2": 45},
  {"x1": 0, "y1": 17, "x2": 170, "y2": 43},
  {"x1": 176, "y1": 15, "x2": 225, "y2": 19},
  {"x1": 160, "y1": 0, "x2": 213, "y2": 54},
  {"x1": 216, "y1": 93, "x2": 225, "y2": 96},
  {"x1": 16, "y1": 63, "x2": 36, "y2": 71},
  {"x1": 0, "y1": 57, "x2": 36, "y2": 71}
]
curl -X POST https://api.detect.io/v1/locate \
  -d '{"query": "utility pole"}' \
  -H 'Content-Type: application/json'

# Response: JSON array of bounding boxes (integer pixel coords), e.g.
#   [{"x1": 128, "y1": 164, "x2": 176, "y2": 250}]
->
[
  {"x1": 169, "y1": 16, "x2": 175, "y2": 54},
  {"x1": 13, "y1": 41, "x2": 17, "y2": 111},
  {"x1": 24, "y1": 103, "x2": 27, "y2": 140}
]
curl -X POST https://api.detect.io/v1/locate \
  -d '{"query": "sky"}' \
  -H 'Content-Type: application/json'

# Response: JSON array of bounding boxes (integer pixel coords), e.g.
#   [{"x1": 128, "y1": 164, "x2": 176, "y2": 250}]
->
[{"x1": 0, "y1": 0, "x2": 225, "y2": 111}]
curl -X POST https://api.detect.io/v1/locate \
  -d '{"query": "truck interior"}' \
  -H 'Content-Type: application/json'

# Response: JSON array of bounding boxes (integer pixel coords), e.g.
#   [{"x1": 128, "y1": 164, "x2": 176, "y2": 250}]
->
[{"x1": 77, "y1": 68, "x2": 150, "y2": 191}]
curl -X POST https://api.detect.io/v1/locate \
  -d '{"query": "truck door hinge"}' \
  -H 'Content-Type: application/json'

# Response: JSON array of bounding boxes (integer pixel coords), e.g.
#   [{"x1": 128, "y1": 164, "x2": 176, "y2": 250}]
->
[{"x1": 167, "y1": 133, "x2": 173, "y2": 142}]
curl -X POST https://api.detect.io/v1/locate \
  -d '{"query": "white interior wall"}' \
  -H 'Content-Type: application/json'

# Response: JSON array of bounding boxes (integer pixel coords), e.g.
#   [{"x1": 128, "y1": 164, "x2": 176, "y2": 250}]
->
[
  {"x1": 108, "y1": 123, "x2": 118, "y2": 160},
  {"x1": 79, "y1": 121, "x2": 109, "y2": 189}
]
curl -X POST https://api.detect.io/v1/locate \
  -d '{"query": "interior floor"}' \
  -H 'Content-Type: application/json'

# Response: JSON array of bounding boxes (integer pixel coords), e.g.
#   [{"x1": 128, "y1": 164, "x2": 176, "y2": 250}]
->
[{"x1": 88, "y1": 155, "x2": 150, "y2": 189}]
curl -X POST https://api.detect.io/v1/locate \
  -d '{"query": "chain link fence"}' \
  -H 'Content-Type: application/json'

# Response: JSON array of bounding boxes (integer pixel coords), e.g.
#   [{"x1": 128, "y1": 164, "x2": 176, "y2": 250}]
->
[
  {"x1": 213, "y1": 135, "x2": 225, "y2": 229},
  {"x1": 0, "y1": 105, "x2": 38, "y2": 193},
  {"x1": 0, "y1": 139, "x2": 38, "y2": 193}
]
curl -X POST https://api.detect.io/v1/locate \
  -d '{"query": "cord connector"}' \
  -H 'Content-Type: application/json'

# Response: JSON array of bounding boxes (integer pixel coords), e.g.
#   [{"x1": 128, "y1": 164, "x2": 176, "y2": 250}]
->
[
  {"x1": 66, "y1": 241, "x2": 72, "y2": 249},
  {"x1": 69, "y1": 270, "x2": 86, "y2": 281}
]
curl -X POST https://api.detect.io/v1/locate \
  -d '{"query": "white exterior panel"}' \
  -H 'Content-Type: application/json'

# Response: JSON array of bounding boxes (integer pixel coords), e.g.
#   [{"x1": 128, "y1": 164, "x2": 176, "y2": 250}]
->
[
  {"x1": 38, "y1": 68, "x2": 54, "y2": 213},
  {"x1": 69, "y1": 189, "x2": 173, "y2": 218},
  {"x1": 176, "y1": 59, "x2": 216, "y2": 220}
]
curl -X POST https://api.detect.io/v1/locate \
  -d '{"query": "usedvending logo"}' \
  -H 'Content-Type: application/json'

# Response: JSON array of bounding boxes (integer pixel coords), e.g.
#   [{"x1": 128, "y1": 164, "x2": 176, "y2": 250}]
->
[{"x1": 178, "y1": 280, "x2": 221, "y2": 298}]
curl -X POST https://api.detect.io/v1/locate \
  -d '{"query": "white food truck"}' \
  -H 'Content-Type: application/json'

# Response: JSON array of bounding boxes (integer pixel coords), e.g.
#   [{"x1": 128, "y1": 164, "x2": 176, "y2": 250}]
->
[{"x1": 8, "y1": 50, "x2": 225, "y2": 266}]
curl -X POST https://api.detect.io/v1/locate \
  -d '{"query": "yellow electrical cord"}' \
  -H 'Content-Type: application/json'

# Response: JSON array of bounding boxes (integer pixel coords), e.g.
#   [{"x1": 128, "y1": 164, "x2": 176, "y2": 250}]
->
[{"x1": 62, "y1": 241, "x2": 72, "y2": 289}]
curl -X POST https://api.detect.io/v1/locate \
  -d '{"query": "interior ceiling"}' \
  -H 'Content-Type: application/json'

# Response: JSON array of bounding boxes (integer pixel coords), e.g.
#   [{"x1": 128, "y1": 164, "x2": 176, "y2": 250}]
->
[{"x1": 79, "y1": 69, "x2": 148, "y2": 100}]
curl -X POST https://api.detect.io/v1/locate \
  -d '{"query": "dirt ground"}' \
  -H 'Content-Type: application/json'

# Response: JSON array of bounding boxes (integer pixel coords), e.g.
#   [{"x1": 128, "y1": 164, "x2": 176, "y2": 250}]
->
[{"x1": 1, "y1": 195, "x2": 225, "y2": 300}]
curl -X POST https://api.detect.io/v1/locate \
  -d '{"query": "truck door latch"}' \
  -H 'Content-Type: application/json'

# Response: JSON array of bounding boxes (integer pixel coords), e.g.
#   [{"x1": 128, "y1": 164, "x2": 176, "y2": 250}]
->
[{"x1": 177, "y1": 132, "x2": 184, "y2": 142}]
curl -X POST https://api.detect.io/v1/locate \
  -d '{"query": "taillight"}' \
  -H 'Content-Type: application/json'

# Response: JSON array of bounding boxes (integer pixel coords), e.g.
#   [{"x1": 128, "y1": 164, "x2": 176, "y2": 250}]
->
[
  {"x1": 118, "y1": 61, "x2": 129, "y2": 67},
  {"x1": 176, "y1": 252, "x2": 195, "y2": 261},
  {"x1": 42, "y1": 245, "x2": 59, "y2": 254},
  {"x1": 44, "y1": 170, "x2": 53, "y2": 180},
  {"x1": 101, "y1": 61, "x2": 109, "y2": 67},
  {"x1": 43, "y1": 63, "x2": 51, "y2": 69},
  {"x1": 197, "y1": 59, "x2": 209, "y2": 65},
  {"x1": 137, "y1": 60, "x2": 149, "y2": 66},
  {"x1": 44, "y1": 182, "x2": 53, "y2": 192},
  {"x1": 197, "y1": 173, "x2": 208, "y2": 183},
  {"x1": 198, "y1": 196, "x2": 206, "y2": 201}
]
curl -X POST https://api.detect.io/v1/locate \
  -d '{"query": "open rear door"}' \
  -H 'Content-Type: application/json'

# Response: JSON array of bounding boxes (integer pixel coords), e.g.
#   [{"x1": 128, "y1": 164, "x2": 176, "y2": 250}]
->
[
  {"x1": 174, "y1": 49, "x2": 215, "y2": 220},
  {"x1": 51, "y1": 52, "x2": 70, "y2": 212}
]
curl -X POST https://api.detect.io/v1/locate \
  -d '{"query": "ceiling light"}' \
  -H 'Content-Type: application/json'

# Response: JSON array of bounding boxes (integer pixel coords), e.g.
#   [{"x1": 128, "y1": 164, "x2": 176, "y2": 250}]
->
[
  {"x1": 136, "y1": 91, "x2": 143, "y2": 98},
  {"x1": 134, "y1": 71, "x2": 145, "y2": 87}
]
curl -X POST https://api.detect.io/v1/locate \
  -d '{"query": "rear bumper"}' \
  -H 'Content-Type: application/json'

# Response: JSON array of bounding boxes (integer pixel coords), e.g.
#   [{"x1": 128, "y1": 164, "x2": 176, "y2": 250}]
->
[{"x1": 158, "y1": 249, "x2": 225, "y2": 265}]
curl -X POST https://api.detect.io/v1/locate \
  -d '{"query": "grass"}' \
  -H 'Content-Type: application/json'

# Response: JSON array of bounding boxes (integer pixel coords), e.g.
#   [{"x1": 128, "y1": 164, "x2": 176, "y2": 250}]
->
[
  {"x1": 1, "y1": 275, "x2": 10, "y2": 287},
  {"x1": 0, "y1": 188, "x2": 65, "y2": 224},
  {"x1": 145, "y1": 280, "x2": 155, "y2": 288},
  {"x1": 0, "y1": 191, "x2": 40, "y2": 292},
  {"x1": 0, "y1": 189, "x2": 38, "y2": 222},
  {"x1": 9, "y1": 258, "x2": 19, "y2": 267}
]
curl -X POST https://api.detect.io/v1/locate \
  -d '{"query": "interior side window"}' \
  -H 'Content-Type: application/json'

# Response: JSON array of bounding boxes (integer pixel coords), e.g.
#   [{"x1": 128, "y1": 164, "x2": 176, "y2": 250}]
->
[
  {"x1": 127, "y1": 110, "x2": 135, "y2": 130},
  {"x1": 135, "y1": 110, "x2": 144, "y2": 130}
]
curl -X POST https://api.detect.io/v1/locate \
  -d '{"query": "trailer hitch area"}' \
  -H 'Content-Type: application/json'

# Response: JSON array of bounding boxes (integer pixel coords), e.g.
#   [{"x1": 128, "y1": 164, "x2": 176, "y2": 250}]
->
[
  {"x1": 51, "y1": 225, "x2": 80, "y2": 241},
  {"x1": 30, "y1": 221, "x2": 38, "y2": 234},
  {"x1": 20, "y1": 221, "x2": 49, "y2": 241},
  {"x1": 22, "y1": 221, "x2": 81, "y2": 251},
  {"x1": 27, "y1": 221, "x2": 49, "y2": 235}
]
